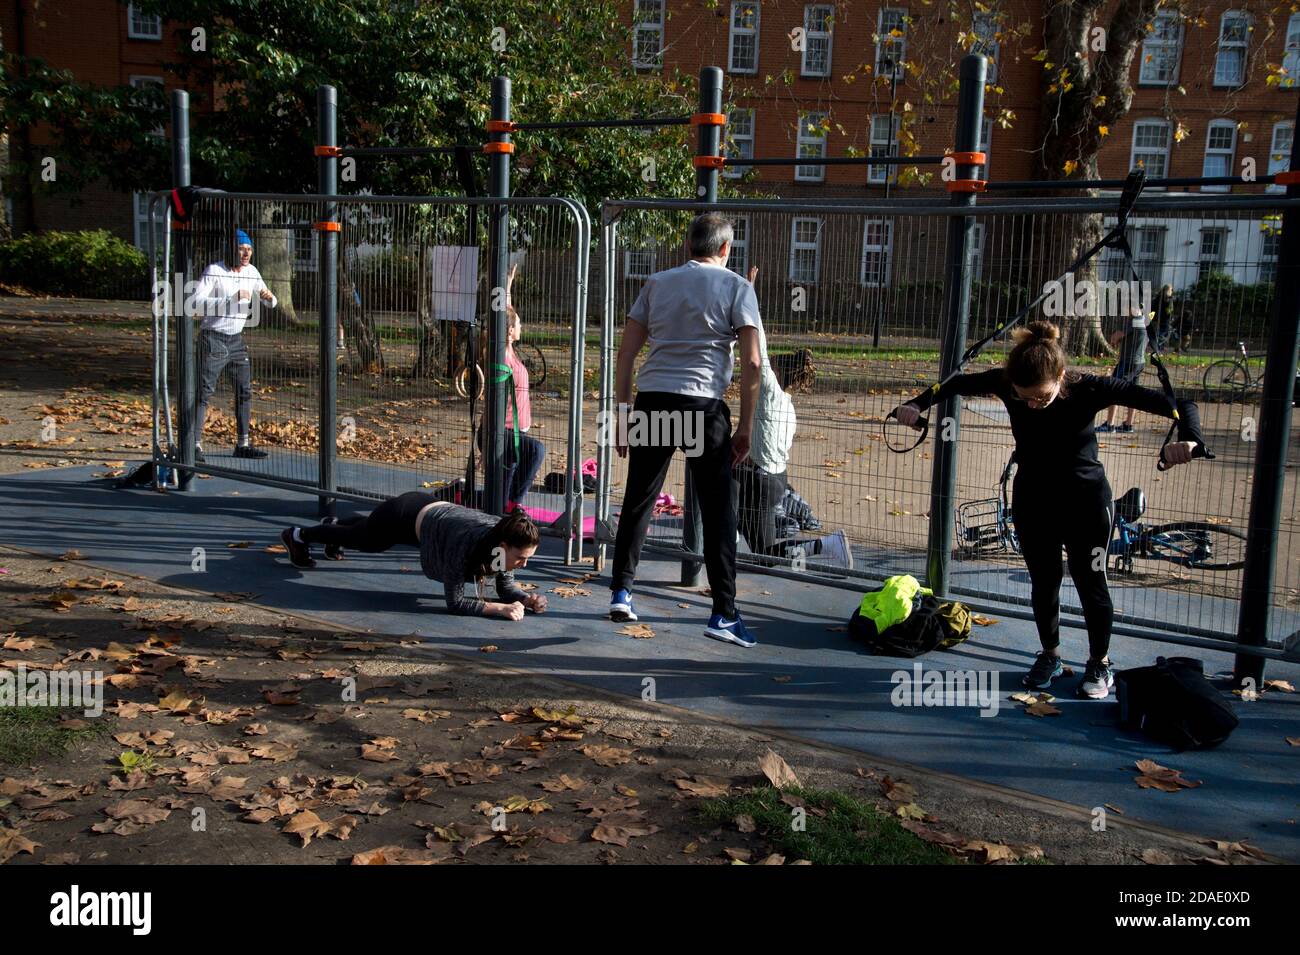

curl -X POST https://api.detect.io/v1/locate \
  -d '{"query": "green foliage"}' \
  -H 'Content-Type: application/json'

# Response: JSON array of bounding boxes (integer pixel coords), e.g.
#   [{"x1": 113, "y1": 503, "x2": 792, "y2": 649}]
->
[
  {"x1": 0, "y1": 230, "x2": 148, "y2": 297},
  {"x1": 1179, "y1": 270, "x2": 1275, "y2": 346}
]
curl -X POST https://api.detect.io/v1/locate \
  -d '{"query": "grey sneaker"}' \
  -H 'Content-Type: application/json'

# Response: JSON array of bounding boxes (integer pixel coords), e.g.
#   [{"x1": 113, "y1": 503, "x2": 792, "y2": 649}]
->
[
  {"x1": 1079, "y1": 658, "x2": 1115, "y2": 699},
  {"x1": 1023, "y1": 651, "x2": 1064, "y2": 689}
]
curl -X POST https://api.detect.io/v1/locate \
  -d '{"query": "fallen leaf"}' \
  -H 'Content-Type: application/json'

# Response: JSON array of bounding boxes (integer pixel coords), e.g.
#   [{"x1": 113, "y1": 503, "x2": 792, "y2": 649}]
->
[{"x1": 758, "y1": 749, "x2": 800, "y2": 790}]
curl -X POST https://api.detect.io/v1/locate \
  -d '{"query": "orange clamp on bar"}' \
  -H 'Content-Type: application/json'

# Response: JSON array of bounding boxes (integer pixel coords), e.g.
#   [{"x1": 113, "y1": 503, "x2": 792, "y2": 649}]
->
[
  {"x1": 945, "y1": 179, "x2": 987, "y2": 193},
  {"x1": 690, "y1": 112, "x2": 727, "y2": 126},
  {"x1": 946, "y1": 151, "x2": 987, "y2": 166},
  {"x1": 1275, "y1": 170, "x2": 1300, "y2": 186},
  {"x1": 314, "y1": 145, "x2": 342, "y2": 157},
  {"x1": 486, "y1": 120, "x2": 517, "y2": 134},
  {"x1": 693, "y1": 155, "x2": 726, "y2": 169},
  {"x1": 483, "y1": 141, "x2": 515, "y2": 155},
  {"x1": 169, "y1": 220, "x2": 190, "y2": 231},
  {"x1": 313, "y1": 221, "x2": 341, "y2": 232}
]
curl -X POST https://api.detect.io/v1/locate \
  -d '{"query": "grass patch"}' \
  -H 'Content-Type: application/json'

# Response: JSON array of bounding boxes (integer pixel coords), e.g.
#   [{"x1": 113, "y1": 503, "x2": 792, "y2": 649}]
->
[
  {"x1": 0, "y1": 706, "x2": 110, "y2": 766},
  {"x1": 700, "y1": 785, "x2": 962, "y2": 865}
]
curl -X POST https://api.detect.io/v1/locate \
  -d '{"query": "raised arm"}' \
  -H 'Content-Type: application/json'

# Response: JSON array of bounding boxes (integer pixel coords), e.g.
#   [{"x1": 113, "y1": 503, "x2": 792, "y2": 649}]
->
[
  {"x1": 1088, "y1": 376, "x2": 1205, "y2": 447},
  {"x1": 902, "y1": 368, "x2": 1005, "y2": 413}
]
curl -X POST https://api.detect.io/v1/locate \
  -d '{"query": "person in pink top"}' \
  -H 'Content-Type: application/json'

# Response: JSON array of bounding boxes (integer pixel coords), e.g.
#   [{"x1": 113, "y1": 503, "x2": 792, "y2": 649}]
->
[{"x1": 490, "y1": 263, "x2": 545, "y2": 507}]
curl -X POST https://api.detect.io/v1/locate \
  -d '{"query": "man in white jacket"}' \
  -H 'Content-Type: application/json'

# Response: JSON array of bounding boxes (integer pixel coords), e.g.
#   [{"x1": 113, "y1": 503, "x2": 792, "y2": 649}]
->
[{"x1": 191, "y1": 229, "x2": 275, "y2": 460}]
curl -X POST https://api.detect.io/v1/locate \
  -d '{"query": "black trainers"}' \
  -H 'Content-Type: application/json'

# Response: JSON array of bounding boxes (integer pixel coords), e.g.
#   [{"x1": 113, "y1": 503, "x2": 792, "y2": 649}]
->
[
  {"x1": 280, "y1": 527, "x2": 316, "y2": 568},
  {"x1": 320, "y1": 517, "x2": 344, "y2": 561},
  {"x1": 1023, "y1": 650, "x2": 1064, "y2": 689},
  {"x1": 235, "y1": 444, "x2": 269, "y2": 459},
  {"x1": 1079, "y1": 658, "x2": 1115, "y2": 699}
]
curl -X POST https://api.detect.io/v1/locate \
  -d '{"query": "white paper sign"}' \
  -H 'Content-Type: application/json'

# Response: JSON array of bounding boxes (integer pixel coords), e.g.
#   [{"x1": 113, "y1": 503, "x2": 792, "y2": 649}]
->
[{"x1": 428, "y1": 245, "x2": 480, "y2": 323}]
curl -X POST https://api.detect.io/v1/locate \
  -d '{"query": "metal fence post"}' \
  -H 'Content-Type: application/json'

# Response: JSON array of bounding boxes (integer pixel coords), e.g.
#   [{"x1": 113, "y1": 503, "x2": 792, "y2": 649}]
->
[
  {"x1": 171, "y1": 90, "x2": 195, "y2": 492},
  {"x1": 1233, "y1": 93, "x2": 1300, "y2": 687},
  {"x1": 680, "y1": 65, "x2": 723, "y2": 586},
  {"x1": 317, "y1": 85, "x2": 339, "y2": 519},
  {"x1": 926, "y1": 54, "x2": 985, "y2": 595},
  {"x1": 486, "y1": 76, "x2": 513, "y2": 516}
]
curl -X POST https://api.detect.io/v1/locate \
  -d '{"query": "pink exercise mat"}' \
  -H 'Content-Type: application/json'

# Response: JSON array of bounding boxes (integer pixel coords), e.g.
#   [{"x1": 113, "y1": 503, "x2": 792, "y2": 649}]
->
[{"x1": 519, "y1": 505, "x2": 597, "y2": 539}]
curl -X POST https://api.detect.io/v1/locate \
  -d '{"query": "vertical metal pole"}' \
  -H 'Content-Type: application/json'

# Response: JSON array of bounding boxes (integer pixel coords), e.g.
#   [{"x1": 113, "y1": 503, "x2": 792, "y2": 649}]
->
[
  {"x1": 926, "y1": 54, "x2": 985, "y2": 595},
  {"x1": 486, "y1": 77, "x2": 512, "y2": 516},
  {"x1": 171, "y1": 90, "x2": 195, "y2": 491},
  {"x1": 680, "y1": 65, "x2": 723, "y2": 585},
  {"x1": 317, "y1": 85, "x2": 339, "y2": 519},
  {"x1": 1233, "y1": 93, "x2": 1300, "y2": 687}
]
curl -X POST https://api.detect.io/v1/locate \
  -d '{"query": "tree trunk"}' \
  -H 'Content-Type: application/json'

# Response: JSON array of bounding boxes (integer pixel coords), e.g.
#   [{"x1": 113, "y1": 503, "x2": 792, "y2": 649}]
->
[
  {"x1": 339, "y1": 270, "x2": 384, "y2": 373},
  {"x1": 256, "y1": 204, "x2": 298, "y2": 326}
]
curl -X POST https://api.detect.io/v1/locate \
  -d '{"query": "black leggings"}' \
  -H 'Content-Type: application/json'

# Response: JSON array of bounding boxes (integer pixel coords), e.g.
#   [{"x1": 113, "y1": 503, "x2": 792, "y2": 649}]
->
[
  {"x1": 299, "y1": 491, "x2": 436, "y2": 551},
  {"x1": 1014, "y1": 484, "x2": 1114, "y2": 660}
]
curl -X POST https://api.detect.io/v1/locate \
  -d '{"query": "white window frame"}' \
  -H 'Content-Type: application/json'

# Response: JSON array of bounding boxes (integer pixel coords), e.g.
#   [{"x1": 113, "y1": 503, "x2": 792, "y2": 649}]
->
[
  {"x1": 972, "y1": 12, "x2": 999, "y2": 84},
  {"x1": 788, "y1": 218, "x2": 822, "y2": 285},
  {"x1": 1214, "y1": 11, "x2": 1249, "y2": 88},
  {"x1": 1139, "y1": 10, "x2": 1184, "y2": 86},
  {"x1": 1103, "y1": 225, "x2": 1166, "y2": 285},
  {"x1": 979, "y1": 115, "x2": 993, "y2": 176},
  {"x1": 728, "y1": 3, "x2": 760, "y2": 75},
  {"x1": 723, "y1": 108, "x2": 755, "y2": 179},
  {"x1": 1197, "y1": 228, "x2": 1228, "y2": 279},
  {"x1": 868, "y1": 114, "x2": 898, "y2": 185},
  {"x1": 132, "y1": 191, "x2": 160, "y2": 252},
  {"x1": 632, "y1": 0, "x2": 665, "y2": 71},
  {"x1": 801, "y1": 5, "x2": 834, "y2": 78},
  {"x1": 970, "y1": 222, "x2": 986, "y2": 283},
  {"x1": 875, "y1": 8, "x2": 908, "y2": 82},
  {"x1": 859, "y1": 218, "x2": 893, "y2": 287},
  {"x1": 1259, "y1": 220, "x2": 1281, "y2": 284},
  {"x1": 1201, "y1": 120, "x2": 1236, "y2": 192},
  {"x1": 1267, "y1": 121, "x2": 1294, "y2": 195},
  {"x1": 727, "y1": 215, "x2": 751, "y2": 277},
  {"x1": 624, "y1": 250, "x2": 657, "y2": 278},
  {"x1": 293, "y1": 231, "x2": 319, "y2": 274},
  {"x1": 130, "y1": 75, "x2": 165, "y2": 137},
  {"x1": 1130, "y1": 119, "x2": 1171, "y2": 183},
  {"x1": 127, "y1": 3, "x2": 162, "y2": 40},
  {"x1": 796, "y1": 112, "x2": 827, "y2": 183},
  {"x1": 1283, "y1": 14, "x2": 1300, "y2": 89}
]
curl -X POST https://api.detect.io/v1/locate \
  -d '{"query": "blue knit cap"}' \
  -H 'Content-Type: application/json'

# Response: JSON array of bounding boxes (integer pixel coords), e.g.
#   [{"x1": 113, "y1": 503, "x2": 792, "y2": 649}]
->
[{"x1": 235, "y1": 229, "x2": 252, "y2": 248}]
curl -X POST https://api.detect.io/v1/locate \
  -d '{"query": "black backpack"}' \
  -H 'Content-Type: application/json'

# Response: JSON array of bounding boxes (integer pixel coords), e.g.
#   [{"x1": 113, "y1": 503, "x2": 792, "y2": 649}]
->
[
  {"x1": 849, "y1": 595, "x2": 972, "y2": 658},
  {"x1": 1115, "y1": 657, "x2": 1238, "y2": 750}
]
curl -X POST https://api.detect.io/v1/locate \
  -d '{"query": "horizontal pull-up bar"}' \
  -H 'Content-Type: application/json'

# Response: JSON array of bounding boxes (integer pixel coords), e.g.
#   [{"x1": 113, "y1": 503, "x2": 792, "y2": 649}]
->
[
  {"x1": 488, "y1": 116, "x2": 693, "y2": 133},
  {"x1": 339, "y1": 146, "x2": 472, "y2": 157},
  {"x1": 722, "y1": 154, "x2": 953, "y2": 167},
  {"x1": 985, "y1": 173, "x2": 1284, "y2": 191}
]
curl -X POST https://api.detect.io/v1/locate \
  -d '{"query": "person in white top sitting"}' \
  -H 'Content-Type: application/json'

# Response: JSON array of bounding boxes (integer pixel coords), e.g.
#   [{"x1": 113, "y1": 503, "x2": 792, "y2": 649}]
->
[
  {"x1": 191, "y1": 229, "x2": 275, "y2": 461},
  {"x1": 736, "y1": 265, "x2": 853, "y2": 570}
]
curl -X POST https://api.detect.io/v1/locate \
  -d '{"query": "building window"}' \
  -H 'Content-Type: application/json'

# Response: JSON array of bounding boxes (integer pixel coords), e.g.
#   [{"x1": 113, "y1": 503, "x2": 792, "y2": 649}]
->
[
  {"x1": 972, "y1": 12, "x2": 999, "y2": 84},
  {"x1": 789, "y1": 218, "x2": 821, "y2": 284},
  {"x1": 1283, "y1": 14, "x2": 1300, "y2": 89},
  {"x1": 1259, "y1": 220, "x2": 1281, "y2": 284},
  {"x1": 1139, "y1": 10, "x2": 1183, "y2": 86},
  {"x1": 796, "y1": 112, "x2": 827, "y2": 183},
  {"x1": 728, "y1": 3, "x2": 760, "y2": 74},
  {"x1": 860, "y1": 219, "x2": 893, "y2": 287},
  {"x1": 1130, "y1": 119, "x2": 1170, "y2": 182},
  {"x1": 970, "y1": 222, "x2": 986, "y2": 283},
  {"x1": 1267, "y1": 122, "x2": 1294, "y2": 194},
  {"x1": 1214, "y1": 11, "x2": 1249, "y2": 87},
  {"x1": 1105, "y1": 225, "x2": 1166, "y2": 285},
  {"x1": 632, "y1": 0, "x2": 664, "y2": 70},
  {"x1": 727, "y1": 216, "x2": 750, "y2": 277},
  {"x1": 868, "y1": 114, "x2": 899, "y2": 184},
  {"x1": 133, "y1": 192, "x2": 165, "y2": 255},
  {"x1": 1201, "y1": 120, "x2": 1236, "y2": 192},
  {"x1": 875, "y1": 8, "x2": 908, "y2": 82},
  {"x1": 801, "y1": 5, "x2": 834, "y2": 78},
  {"x1": 293, "y1": 231, "x2": 319, "y2": 274},
  {"x1": 625, "y1": 250, "x2": 657, "y2": 278},
  {"x1": 130, "y1": 75, "x2": 165, "y2": 137},
  {"x1": 127, "y1": 3, "x2": 162, "y2": 40},
  {"x1": 724, "y1": 108, "x2": 755, "y2": 179},
  {"x1": 979, "y1": 115, "x2": 993, "y2": 176},
  {"x1": 1198, "y1": 228, "x2": 1228, "y2": 279}
]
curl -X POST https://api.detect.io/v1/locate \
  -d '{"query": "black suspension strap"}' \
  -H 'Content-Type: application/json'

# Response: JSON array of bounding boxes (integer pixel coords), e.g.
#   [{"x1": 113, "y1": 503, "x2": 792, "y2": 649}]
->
[{"x1": 885, "y1": 170, "x2": 1150, "y2": 452}]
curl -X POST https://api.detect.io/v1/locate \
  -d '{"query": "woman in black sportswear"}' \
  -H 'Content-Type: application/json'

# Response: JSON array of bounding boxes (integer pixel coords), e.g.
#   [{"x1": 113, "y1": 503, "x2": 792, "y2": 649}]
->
[{"x1": 892, "y1": 321, "x2": 1207, "y2": 699}]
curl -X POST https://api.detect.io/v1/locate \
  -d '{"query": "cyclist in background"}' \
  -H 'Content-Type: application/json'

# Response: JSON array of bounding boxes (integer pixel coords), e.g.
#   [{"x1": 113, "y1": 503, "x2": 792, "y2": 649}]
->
[{"x1": 891, "y1": 320, "x2": 1207, "y2": 699}]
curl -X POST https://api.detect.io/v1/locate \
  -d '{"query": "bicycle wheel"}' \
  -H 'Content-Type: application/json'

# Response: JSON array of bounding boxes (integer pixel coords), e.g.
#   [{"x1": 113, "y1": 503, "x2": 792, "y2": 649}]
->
[
  {"x1": 1144, "y1": 520, "x2": 1247, "y2": 571},
  {"x1": 455, "y1": 364, "x2": 485, "y2": 400},
  {"x1": 519, "y1": 342, "x2": 546, "y2": 387},
  {"x1": 1201, "y1": 359, "x2": 1249, "y2": 404}
]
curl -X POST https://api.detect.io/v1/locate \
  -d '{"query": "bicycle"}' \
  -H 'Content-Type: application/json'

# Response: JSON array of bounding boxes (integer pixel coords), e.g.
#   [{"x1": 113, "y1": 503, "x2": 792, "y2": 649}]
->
[
  {"x1": 1201, "y1": 341, "x2": 1262, "y2": 404},
  {"x1": 956, "y1": 453, "x2": 1247, "y2": 572}
]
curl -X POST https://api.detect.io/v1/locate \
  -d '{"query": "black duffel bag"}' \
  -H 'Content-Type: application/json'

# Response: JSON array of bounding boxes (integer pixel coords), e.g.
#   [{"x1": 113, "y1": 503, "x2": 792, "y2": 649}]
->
[{"x1": 1115, "y1": 656, "x2": 1238, "y2": 750}]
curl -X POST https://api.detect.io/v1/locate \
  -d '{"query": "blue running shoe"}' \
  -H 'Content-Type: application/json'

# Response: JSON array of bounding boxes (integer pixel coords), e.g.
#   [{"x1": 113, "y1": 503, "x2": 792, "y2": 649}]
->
[
  {"x1": 1022, "y1": 650, "x2": 1064, "y2": 689},
  {"x1": 610, "y1": 589, "x2": 637, "y2": 622},
  {"x1": 705, "y1": 612, "x2": 757, "y2": 648}
]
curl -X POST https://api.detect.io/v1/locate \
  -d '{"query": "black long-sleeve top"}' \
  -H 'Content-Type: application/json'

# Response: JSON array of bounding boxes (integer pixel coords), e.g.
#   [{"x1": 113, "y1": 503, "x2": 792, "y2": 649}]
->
[{"x1": 905, "y1": 370, "x2": 1206, "y2": 488}]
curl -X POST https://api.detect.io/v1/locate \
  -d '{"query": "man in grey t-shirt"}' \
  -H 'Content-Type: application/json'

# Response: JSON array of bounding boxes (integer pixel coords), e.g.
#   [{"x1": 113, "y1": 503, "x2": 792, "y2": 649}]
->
[{"x1": 607, "y1": 212, "x2": 764, "y2": 648}]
